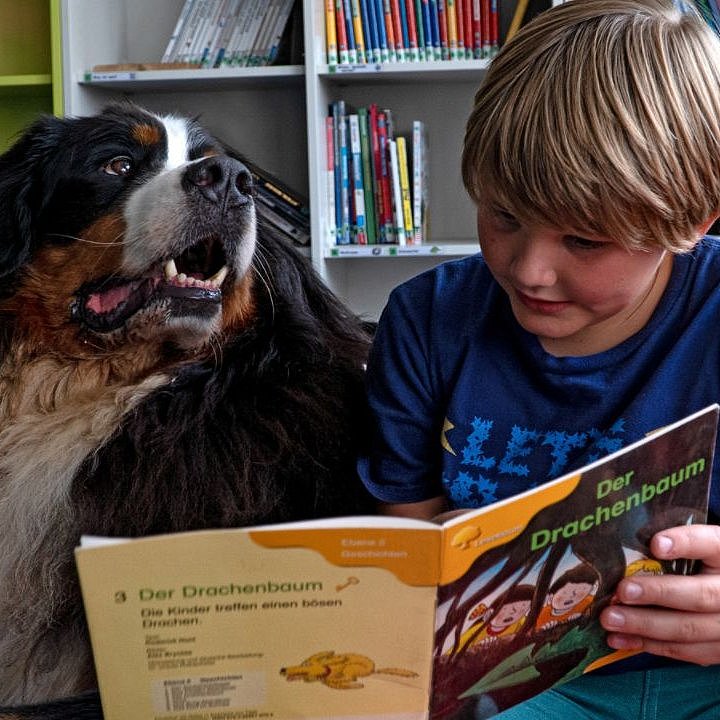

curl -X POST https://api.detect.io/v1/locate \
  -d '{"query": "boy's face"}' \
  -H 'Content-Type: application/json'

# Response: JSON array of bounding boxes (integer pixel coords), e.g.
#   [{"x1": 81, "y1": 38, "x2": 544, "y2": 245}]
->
[{"x1": 477, "y1": 204, "x2": 673, "y2": 356}]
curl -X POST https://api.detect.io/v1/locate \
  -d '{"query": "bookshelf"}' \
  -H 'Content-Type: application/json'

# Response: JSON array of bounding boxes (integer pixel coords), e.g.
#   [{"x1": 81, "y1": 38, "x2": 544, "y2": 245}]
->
[
  {"x1": 0, "y1": 0, "x2": 63, "y2": 151},
  {"x1": 56, "y1": 0, "x2": 548, "y2": 320}
]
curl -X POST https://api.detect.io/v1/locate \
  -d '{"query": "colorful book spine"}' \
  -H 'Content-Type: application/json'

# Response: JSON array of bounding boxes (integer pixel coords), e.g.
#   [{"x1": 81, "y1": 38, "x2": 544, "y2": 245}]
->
[
  {"x1": 427, "y1": 0, "x2": 441, "y2": 60},
  {"x1": 368, "y1": 105, "x2": 387, "y2": 243},
  {"x1": 325, "y1": 0, "x2": 339, "y2": 65},
  {"x1": 382, "y1": 0, "x2": 398, "y2": 62},
  {"x1": 454, "y1": 0, "x2": 465, "y2": 59},
  {"x1": 342, "y1": 0, "x2": 358, "y2": 63},
  {"x1": 357, "y1": 107, "x2": 378, "y2": 244},
  {"x1": 362, "y1": 0, "x2": 381, "y2": 63},
  {"x1": 461, "y1": 0, "x2": 473, "y2": 58},
  {"x1": 350, "y1": 0, "x2": 367, "y2": 63},
  {"x1": 376, "y1": 110, "x2": 395, "y2": 242},
  {"x1": 413, "y1": 0, "x2": 427, "y2": 61},
  {"x1": 335, "y1": 0, "x2": 351, "y2": 64},
  {"x1": 436, "y1": 0, "x2": 449, "y2": 60},
  {"x1": 325, "y1": 115, "x2": 337, "y2": 248},
  {"x1": 372, "y1": 0, "x2": 390, "y2": 62},
  {"x1": 389, "y1": 0, "x2": 406, "y2": 61},
  {"x1": 162, "y1": 0, "x2": 196, "y2": 63},
  {"x1": 396, "y1": 136, "x2": 414, "y2": 244},
  {"x1": 397, "y1": 0, "x2": 413, "y2": 61},
  {"x1": 490, "y1": 0, "x2": 499, "y2": 55},
  {"x1": 348, "y1": 114, "x2": 367, "y2": 244},
  {"x1": 405, "y1": 0, "x2": 421, "y2": 61},
  {"x1": 412, "y1": 119, "x2": 426, "y2": 244},
  {"x1": 471, "y1": 0, "x2": 481, "y2": 58},
  {"x1": 388, "y1": 138, "x2": 406, "y2": 245},
  {"x1": 445, "y1": 0, "x2": 458, "y2": 60}
]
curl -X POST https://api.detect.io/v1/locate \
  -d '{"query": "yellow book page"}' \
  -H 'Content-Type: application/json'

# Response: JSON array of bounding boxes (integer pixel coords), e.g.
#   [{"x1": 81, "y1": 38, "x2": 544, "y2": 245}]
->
[{"x1": 76, "y1": 526, "x2": 438, "y2": 720}]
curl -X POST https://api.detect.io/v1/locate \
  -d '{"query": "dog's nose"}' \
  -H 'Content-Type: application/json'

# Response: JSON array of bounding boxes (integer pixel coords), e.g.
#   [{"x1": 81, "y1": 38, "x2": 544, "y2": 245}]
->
[{"x1": 184, "y1": 156, "x2": 253, "y2": 206}]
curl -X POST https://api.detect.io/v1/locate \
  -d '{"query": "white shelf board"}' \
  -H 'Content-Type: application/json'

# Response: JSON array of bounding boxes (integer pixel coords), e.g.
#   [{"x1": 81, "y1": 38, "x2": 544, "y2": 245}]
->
[
  {"x1": 319, "y1": 59, "x2": 490, "y2": 83},
  {"x1": 79, "y1": 65, "x2": 305, "y2": 91},
  {"x1": 325, "y1": 242, "x2": 478, "y2": 258}
]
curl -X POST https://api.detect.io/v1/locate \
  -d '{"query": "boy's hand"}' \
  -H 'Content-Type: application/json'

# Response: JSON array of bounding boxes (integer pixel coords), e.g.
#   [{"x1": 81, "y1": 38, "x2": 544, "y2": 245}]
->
[{"x1": 600, "y1": 524, "x2": 720, "y2": 665}]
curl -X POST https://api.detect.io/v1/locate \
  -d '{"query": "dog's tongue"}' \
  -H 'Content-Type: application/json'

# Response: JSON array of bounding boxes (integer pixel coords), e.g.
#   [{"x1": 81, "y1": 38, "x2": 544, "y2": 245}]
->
[{"x1": 86, "y1": 285, "x2": 133, "y2": 314}]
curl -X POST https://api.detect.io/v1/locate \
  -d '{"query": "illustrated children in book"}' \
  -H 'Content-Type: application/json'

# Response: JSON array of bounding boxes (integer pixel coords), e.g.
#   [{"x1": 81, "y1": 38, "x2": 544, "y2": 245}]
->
[
  {"x1": 457, "y1": 584, "x2": 534, "y2": 651},
  {"x1": 534, "y1": 565, "x2": 599, "y2": 631},
  {"x1": 359, "y1": 0, "x2": 720, "y2": 717}
]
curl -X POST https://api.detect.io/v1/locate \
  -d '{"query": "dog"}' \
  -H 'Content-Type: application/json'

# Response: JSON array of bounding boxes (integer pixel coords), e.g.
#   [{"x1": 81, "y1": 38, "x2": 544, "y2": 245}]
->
[
  {"x1": 280, "y1": 651, "x2": 419, "y2": 689},
  {"x1": 0, "y1": 103, "x2": 375, "y2": 716}
]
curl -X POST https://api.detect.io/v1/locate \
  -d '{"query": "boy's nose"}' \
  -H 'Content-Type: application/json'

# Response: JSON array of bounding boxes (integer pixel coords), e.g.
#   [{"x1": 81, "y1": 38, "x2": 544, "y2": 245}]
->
[{"x1": 509, "y1": 236, "x2": 558, "y2": 288}]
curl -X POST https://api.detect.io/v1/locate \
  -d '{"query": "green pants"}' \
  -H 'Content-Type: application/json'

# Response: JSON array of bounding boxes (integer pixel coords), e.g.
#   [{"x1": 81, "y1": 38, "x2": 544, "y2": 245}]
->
[{"x1": 476, "y1": 664, "x2": 720, "y2": 719}]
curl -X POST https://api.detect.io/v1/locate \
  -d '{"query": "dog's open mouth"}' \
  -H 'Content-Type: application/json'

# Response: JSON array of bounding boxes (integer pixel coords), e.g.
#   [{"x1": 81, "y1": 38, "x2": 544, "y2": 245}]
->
[{"x1": 71, "y1": 236, "x2": 229, "y2": 332}]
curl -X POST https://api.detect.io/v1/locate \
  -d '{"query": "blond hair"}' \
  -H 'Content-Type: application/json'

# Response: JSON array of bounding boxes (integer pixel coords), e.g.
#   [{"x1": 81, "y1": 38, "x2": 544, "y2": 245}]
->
[{"x1": 462, "y1": 0, "x2": 720, "y2": 251}]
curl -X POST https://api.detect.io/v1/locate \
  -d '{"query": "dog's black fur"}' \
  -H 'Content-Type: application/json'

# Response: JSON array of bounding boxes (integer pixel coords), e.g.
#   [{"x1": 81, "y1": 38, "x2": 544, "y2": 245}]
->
[{"x1": 0, "y1": 104, "x2": 374, "y2": 718}]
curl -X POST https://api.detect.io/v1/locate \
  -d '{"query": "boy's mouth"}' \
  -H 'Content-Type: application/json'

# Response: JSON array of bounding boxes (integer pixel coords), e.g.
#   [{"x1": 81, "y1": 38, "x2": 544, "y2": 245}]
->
[{"x1": 515, "y1": 290, "x2": 571, "y2": 314}]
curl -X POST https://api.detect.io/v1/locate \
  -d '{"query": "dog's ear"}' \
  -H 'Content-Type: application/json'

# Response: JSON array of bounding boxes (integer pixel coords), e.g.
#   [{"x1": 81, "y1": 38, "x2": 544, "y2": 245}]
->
[{"x1": 0, "y1": 114, "x2": 68, "y2": 279}]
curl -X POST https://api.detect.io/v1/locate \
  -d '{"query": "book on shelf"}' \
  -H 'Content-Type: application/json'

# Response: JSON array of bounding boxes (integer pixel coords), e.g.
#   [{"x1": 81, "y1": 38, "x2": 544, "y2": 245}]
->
[
  {"x1": 358, "y1": 107, "x2": 379, "y2": 244},
  {"x1": 412, "y1": 119, "x2": 428, "y2": 244},
  {"x1": 396, "y1": 135, "x2": 415, "y2": 244},
  {"x1": 241, "y1": 159, "x2": 310, "y2": 247},
  {"x1": 75, "y1": 405, "x2": 718, "y2": 720},
  {"x1": 160, "y1": 0, "x2": 297, "y2": 68},
  {"x1": 348, "y1": 113, "x2": 368, "y2": 244}
]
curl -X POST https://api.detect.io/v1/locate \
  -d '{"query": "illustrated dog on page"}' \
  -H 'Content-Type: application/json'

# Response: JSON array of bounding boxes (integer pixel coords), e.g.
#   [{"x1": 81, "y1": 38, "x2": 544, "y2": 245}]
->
[{"x1": 0, "y1": 103, "x2": 374, "y2": 716}]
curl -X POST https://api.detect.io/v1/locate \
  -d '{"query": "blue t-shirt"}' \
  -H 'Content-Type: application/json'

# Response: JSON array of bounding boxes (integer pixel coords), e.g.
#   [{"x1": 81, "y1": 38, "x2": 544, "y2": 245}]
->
[{"x1": 360, "y1": 238, "x2": 720, "y2": 524}]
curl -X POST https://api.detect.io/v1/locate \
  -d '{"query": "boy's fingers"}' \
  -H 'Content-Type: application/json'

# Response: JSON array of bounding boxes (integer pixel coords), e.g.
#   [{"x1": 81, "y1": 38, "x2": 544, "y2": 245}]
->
[
  {"x1": 612, "y1": 573, "x2": 720, "y2": 611},
  {"x1": 601, "y1": 604, "x2": 720, "y2": 642},
  {"x1": 604, "y1": 632, "x2": 720, "y2": 665},
  {"x1": 649, "y1": 525, "x2": 720, "y2": 572}
]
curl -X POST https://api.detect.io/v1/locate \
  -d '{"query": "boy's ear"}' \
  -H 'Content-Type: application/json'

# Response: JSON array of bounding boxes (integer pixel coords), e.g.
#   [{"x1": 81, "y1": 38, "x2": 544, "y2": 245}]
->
[{"x1": 699, "y1": 216, "x2": 720, "y2": 237}]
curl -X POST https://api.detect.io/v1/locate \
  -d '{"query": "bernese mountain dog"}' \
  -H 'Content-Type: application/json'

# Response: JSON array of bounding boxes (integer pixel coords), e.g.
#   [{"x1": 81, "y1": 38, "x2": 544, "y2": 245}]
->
[{"x1": 0, "y1": 103, "x2": 374, "y2": 718}]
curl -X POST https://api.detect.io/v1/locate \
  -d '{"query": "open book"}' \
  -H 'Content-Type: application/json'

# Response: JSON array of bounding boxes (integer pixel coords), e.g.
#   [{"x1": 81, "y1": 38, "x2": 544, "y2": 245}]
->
[{"x1": 75, "y1": 405, "x2": 718, "y2": 720}]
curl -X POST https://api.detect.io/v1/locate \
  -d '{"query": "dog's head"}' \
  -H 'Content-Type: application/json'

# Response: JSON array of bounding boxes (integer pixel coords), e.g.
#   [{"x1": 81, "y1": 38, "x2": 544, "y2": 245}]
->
[{"x1": 0, "y1": 103, "x2": 258, "y2": 356}]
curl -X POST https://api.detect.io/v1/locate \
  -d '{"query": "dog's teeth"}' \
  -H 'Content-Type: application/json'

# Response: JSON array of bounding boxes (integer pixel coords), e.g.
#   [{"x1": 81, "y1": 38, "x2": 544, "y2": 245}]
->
[
  {"x1": 209, "y1": 266, "x2": 229, "y2": 287},
  {"x1": 164, "y1": 259, "x2": 178, "y2": 280},
  {"x1": 177, "y1": 273, "x2": 188, "y2": 282}
]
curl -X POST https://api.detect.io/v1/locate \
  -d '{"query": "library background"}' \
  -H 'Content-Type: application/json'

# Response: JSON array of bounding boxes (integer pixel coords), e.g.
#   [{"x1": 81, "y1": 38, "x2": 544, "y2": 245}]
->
[{"x1": 1, "y1": 0, "x2": 555, "y2": 320}]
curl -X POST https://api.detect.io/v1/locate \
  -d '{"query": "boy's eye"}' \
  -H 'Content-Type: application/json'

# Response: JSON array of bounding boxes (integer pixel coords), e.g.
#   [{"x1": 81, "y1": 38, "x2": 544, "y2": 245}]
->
[
  {"x1": 566, "y1": 235, "x2": 607, "y2": 251},
  {"x1": 493, "y1": 208, "x2": 520, "y2": 229}
]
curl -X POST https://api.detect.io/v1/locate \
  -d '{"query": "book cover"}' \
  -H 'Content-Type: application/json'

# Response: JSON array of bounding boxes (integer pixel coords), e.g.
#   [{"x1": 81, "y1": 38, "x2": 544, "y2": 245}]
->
[{"x1": 76, "y1": 405, "x2": 718, "y2": 720}]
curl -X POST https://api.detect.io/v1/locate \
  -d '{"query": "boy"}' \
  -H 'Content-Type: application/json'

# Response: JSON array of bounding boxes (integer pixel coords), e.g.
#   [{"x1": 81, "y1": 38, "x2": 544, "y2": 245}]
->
[{"x1": 359, "y1": 0, "x2": 720, "y2": 717}]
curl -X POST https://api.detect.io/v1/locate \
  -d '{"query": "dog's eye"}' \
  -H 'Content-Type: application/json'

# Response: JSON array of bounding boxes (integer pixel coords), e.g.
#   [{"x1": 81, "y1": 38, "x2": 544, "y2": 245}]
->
[{"x1": 103, "y1": 156, "x2": 133, "y2": 176}]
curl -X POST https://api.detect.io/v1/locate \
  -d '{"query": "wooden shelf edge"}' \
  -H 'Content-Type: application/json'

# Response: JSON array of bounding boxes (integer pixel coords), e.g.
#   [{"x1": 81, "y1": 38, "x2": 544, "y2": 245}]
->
[{"x1": 0, "y1": 73, "x2": 53, "y2": 88}]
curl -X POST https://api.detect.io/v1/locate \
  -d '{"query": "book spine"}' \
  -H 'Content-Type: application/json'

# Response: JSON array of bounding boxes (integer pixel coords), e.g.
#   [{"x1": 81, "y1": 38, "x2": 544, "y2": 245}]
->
[
  {"x1": 239, "y1": 0, "x2": 267, "y2": 66},
  {"x1": 255, "y1": 201, "x2": 310, "y2": 245},
  {"x1": 211, "y1": 0, "x2": 242, "y2": 66},
  {"x1": 461, "y1": 0, "x2": 473, "y2": 58},
  {"x1": 382, "y1": 0, "x2": 398, "y2": 62},
  {"x1": 389, "y1": 0, "x2": 406, "y2": 61},
  {"x1": 423, "y1": 0, "x2": 438, "y2": 60},
  {"x1": 396, "y1": 136, "x2": 414, "y2": 244},
  {"x1": 490, "y1": 0, "x2": 498, "y2": 55},
  {"x1": 248, "y1": 3, "x2": 278, "y2": 66},
  {"x1": 162, "y1": 0, "x2": 195, "y2": 63},
  {"x1": 413, "y1": 0, "x2": 427, "y2": 61},
  {"x1": 342, "y1": 0, "x2": 358, "y2": 63},
  {"x1": 412, "y1": 119, "x2": 425, "y2": 244},
  {"x1": 226, "y1": 0, "x2": 254, "y2": 64},
  {"x1": 505, "y1": 0, "x2": 529, "y2": 44},
  {"x1": 350, "y1": 0, "x2": 367, "y2": 63},
  {"x1": 388, "y1": 139, "x2": 406, "y2": 245},
  {"x1": 338, "y1": 102, "x2": 352, "y2": 245},
  {"x1": 405, "y1": 0, "x2": 420, "y2": 61},
  {"x1": 325, "y1": 0, "x2": 339, "y2": 65},
  {"x1": 348, "y1": 114, "x2": 367, "y2": 244},
  {"x1": 376, "y1": 110, "x2": 394, "y2": 242},
  {"x1": 437, "y1": 0, "x2": 449, "y2": 60},
  {"x1": 174, "y1": 1, "x2": 204, "y2": 63},
  {"x1": 220, "y1": 2, "x2": 248, "y2": 65},
  {"x1": 454, "y1": 0, "x2": 465, "y2": 59},
  {"x1": 368, "y1": 105, "x2": 387, "y2": 243},
  {"x1": 480, "y1": 0, "x2": 490, "y2": 58},
  {"x1": 361, "y1": 0, "x2": 380, "y2": 64},
  {"x1": 428, "y1": 0, "x2": 441, "y2": 60},
  {"x1": 357, "y1": 107, "x2": 377, "y2": 244},
  {"x1": 200, "y1": 0, "x2": 228, "y2": 67},
  {"x1": 334, "y1": 0, "x2": 351, "y2": 64},
  {"x1": 447, "y1": 0, "x2": 459, "y2": 60},
  {"x1": 266, "y1": 0, "x2": 296, "y2": 64},
  {"x1": 372, "y1": 0, "x2": 390, "y2": 63},
  {"x1": 325, "y1": 115, "x2": 337, "y2": 248},
  {"x1": 471, "y1": 0, "x2": 481, "y2": 58}
]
